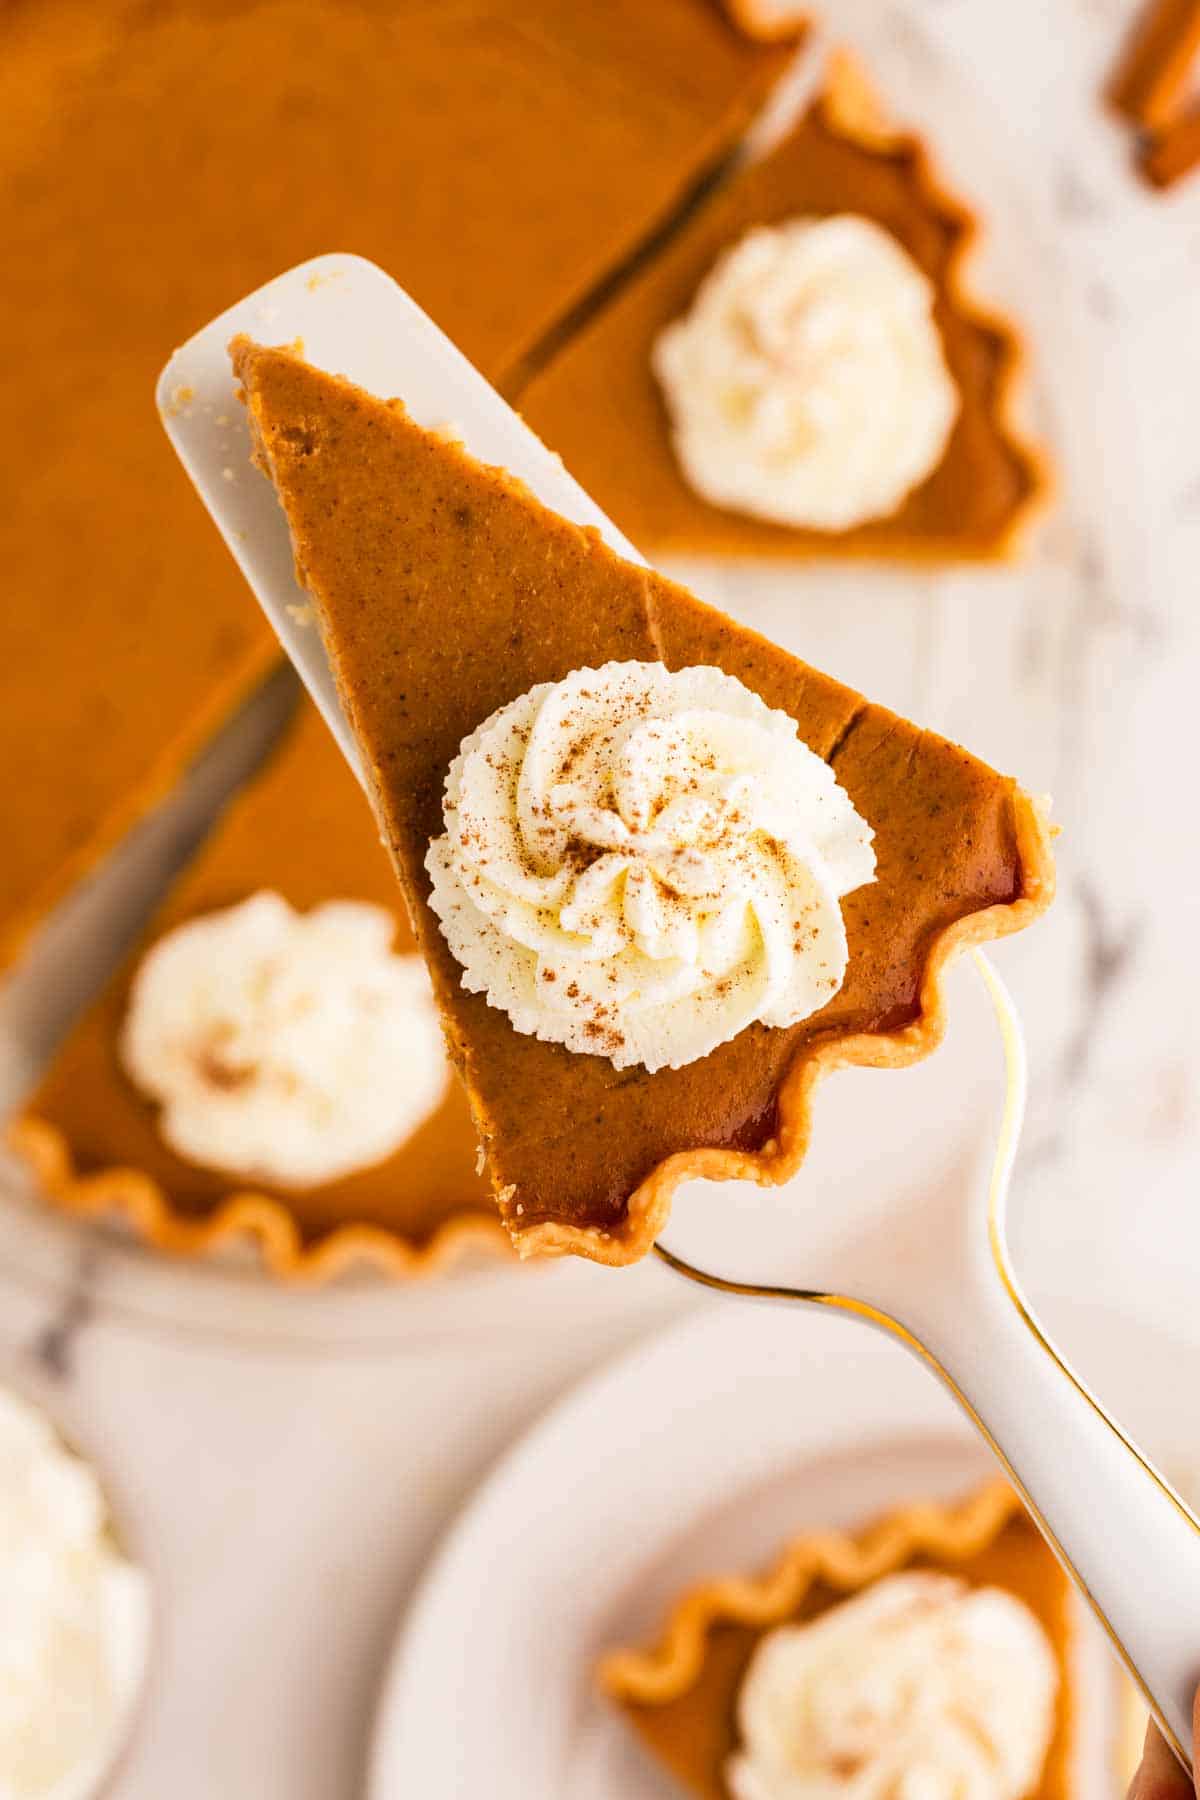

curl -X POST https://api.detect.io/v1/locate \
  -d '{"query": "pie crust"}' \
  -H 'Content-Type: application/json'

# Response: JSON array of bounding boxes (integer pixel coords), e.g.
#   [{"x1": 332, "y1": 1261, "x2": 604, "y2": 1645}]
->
[
  {"x1": 8, "y1": 1115, "x2": 506, "y2": 1284},
  {"x1": 515, "y1": 52, "x2": 1050, "y2": 562},
  {"x1": 8, "y1": 704, "x2": 507, "y2": 1284},
  {"x1": 603, "y1": 1480, "x2": 1076, "y2": 1799}
]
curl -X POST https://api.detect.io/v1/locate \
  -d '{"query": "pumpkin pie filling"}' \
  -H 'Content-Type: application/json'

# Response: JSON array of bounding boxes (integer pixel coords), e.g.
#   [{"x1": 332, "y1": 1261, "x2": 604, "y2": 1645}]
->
[
  {"x1": 603, "y1": 1483, "x2": 1076, "y2": 1800},
  {"x1": 230, "y1": 340, "x2": 1053, "y2": 1262},
  {"x1": 0, "y1": 0, "x2": 784, "y2": 971}
]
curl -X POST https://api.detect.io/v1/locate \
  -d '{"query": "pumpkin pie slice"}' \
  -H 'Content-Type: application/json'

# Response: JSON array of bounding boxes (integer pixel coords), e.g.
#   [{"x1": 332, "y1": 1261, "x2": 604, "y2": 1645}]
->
[
  {"x1": 0, "y1": 0, "x2": 786, "y2": 972},
  {"x1": 9, "y1": 702, "x2": 504, "y2": 1282},
  {"x1": 230, "y1": 340, "x2": 1053, "y2": 1266},
  {"x1": 602, "y1": 1482, "x2": 1077, "y2": 1799},
  {"x1": 515, "y1": 54, "x2": 1047, "y2": 561}
]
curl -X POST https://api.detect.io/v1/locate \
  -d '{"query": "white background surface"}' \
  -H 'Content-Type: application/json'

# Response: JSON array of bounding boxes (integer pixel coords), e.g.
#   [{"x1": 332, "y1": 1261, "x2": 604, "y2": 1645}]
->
[{"x1": 2, "y1": 1, "x2": 1200, "y2": 1794}]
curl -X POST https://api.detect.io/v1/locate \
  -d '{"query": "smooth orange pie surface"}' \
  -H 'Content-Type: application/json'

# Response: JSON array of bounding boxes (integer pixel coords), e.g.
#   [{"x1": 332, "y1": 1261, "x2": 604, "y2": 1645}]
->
[
  {"x1": 231, "y1": 340, "x2": 1054, "y2": 1266},
  {"x1": 9, "y1": 703, "x2": 504, "y2": 1281},
  {"x1": 0, "y1": 0, "x2": 783, "y2": 971},
  {"x1": 603, "y1": 1483, "x2": 1076, "y2": 1799},
  {"x1": 515, "y1": 55, "x2": 1046, "y2": 562}
]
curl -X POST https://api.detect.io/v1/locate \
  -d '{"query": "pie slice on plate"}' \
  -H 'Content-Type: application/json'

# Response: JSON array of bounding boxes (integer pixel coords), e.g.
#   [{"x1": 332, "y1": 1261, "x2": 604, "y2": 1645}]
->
[
  {"x1": 515, "y1": 53, "x2": 1048, "y2": 562},
  {"x1": 602, "y1": 1481, "x2": 1077, "y2": 1798},
  {"x1": 230, "y1": 340, "x2": 1053, "y2": 1266},
  {"x1": 9, "y1": 703, "x2": 504, "y2": 1282}
]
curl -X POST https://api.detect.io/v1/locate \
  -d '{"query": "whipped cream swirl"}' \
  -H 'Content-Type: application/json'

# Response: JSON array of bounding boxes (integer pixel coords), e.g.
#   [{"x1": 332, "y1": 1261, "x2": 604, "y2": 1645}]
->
[
  {"x1": 0, "y1": 1387, "x2": 150, "y2": 1800},
  {"x1": 728, "y1": 1572, "x2": 1059, "y2": 1800},
  {"x1": 121, "y1": 892, "x2": 448, "y2": 1186},
  {"x1": 425, "y1": 662, "x2": 874, "y2": 1072},
  {"x1": 652, "y1": 215, "x2": 959, "y2": 531}
]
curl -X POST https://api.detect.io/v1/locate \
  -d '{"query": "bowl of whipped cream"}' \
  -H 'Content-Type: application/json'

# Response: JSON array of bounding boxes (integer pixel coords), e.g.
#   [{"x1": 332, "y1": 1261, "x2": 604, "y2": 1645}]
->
[{"x1": 0, "y1": 1381, "x2": 152, "y2": 1800}]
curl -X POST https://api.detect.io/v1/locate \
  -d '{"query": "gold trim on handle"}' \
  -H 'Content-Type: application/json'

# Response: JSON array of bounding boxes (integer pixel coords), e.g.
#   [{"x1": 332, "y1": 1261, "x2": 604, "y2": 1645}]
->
[
  {"x1": 654, "y1": 948, "x2": 1197, "y2": 1770},
  {"x1": 973, "y1": 950, "x2": 1198, "y2": 1767}
]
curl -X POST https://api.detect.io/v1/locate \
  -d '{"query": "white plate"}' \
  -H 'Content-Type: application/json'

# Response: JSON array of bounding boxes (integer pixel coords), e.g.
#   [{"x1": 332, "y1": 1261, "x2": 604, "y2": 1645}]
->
[{"x1": 370, "y1": 1299, "x2": 1159, "y2": 1799}]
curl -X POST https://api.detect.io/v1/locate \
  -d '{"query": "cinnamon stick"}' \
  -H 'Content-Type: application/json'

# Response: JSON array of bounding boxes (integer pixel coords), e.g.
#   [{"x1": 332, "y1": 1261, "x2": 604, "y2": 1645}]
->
[
  {"x1": 1141, "y1": 103, "x2": 1200, "y2": 184},
  {"x1": 1109, "y1": 0, "x2": 1200, "y2": 129}
]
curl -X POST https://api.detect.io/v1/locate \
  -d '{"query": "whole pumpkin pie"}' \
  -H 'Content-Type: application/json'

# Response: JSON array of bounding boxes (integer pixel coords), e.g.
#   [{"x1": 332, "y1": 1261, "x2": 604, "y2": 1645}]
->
[
  {"x1": 230, "y1": 339, "x2": 1054, "y2": 1266},
  {"x1": 0, "y1": 0, "x2": 784, "y2": 972},
  {"x1": 9, "y1": 701, "x2": 505, "y2": 1281},
  {"x1": 602, "y1": 1481, "x2": 1077, "y2": 1799},
  {"x1": 515, "y1": 54, "x2": 1047, "y2": 561}
]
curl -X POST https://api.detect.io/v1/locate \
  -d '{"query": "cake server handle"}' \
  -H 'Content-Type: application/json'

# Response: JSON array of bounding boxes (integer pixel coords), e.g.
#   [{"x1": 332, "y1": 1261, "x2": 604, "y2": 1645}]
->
[
  {"x1": 658, "y1": 953, "x2": 1200, "y2": 1771},
  {"x1": 901, "y1": 961, "x2": 1200, "y2": 1769}
]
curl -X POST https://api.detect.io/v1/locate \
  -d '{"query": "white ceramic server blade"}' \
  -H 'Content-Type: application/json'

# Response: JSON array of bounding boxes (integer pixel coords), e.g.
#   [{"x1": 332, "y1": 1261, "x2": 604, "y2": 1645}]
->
[{"x1": 155, "y1": 252, "x2": 646, "y2": 784}]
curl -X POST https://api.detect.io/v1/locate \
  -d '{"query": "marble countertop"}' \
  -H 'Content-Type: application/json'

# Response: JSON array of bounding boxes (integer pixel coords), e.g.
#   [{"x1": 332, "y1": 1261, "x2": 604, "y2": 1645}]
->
[{"x1": 2, "y1": 1, "x2": 1199, "y2": 1793}]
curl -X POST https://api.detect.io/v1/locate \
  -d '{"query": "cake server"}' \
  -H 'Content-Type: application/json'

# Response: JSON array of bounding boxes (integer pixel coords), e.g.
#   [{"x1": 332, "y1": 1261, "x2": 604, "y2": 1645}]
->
[{"x1": 158, "y1": 253, "x2": 1200, "y2": 1768}]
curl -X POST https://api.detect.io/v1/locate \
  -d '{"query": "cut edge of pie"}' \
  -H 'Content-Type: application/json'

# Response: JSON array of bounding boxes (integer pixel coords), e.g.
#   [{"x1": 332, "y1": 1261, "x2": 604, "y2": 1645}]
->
[
  {"x1": 515, "y1": 787, "x2": 1053, "y2": 1265},
  {"x1": 812, "y1": 49, "x2": 1052, "y2": 559},
  {"x1": 5, "y1": 1116, "x2": 510, "y2": 1285},
  {"x1": 600, "y1": 1477, "x2": 1048, "y2": 1704}
]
